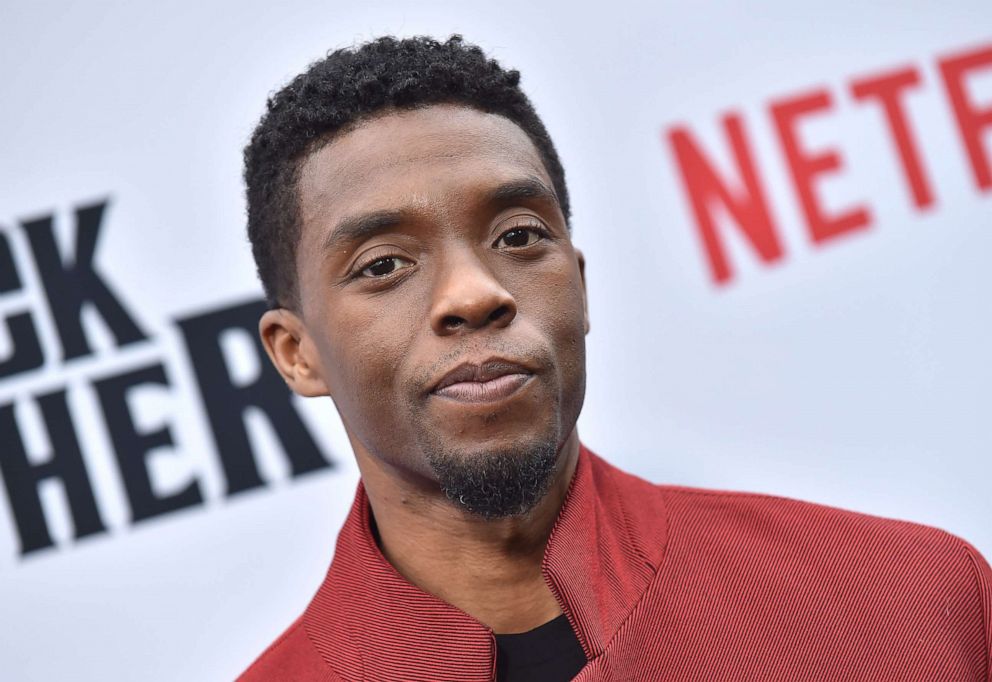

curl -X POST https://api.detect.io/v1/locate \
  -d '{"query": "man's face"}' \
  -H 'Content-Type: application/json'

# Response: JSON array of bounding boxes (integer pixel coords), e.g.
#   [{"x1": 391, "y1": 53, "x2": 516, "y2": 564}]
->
[{"x1": 281, "y1": 104, "x2": 588, "y2": 513}]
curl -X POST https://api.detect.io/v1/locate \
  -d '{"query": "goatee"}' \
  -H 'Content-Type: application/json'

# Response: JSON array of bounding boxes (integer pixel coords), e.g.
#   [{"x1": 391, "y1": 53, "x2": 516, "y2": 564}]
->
[{"x1": 424, "y1": 439, "x2": 560, "y2": 519}]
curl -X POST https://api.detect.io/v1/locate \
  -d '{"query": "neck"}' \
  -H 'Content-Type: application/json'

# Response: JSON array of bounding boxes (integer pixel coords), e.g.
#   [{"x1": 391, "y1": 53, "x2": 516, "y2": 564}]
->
[{"x1": 353, "y1": 430, "x2": 581, "y2": 634}]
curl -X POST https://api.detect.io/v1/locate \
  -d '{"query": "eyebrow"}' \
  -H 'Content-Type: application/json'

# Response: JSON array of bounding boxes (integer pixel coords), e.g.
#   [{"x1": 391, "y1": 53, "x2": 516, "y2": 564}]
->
[
  {"x1": 321, "y1": 210, "x2": 407, "y2": 255},
  {"x1": 486, "y1": 177, "x2": 561, "y2": 208},
  {"x1": 320, "y1": 177, "x2": 561, "y2": 254}
]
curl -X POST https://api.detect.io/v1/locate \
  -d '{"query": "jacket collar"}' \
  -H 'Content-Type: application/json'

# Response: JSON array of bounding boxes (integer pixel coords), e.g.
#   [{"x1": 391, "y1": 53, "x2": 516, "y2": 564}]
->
[{"x1": 303, "y1": 444, "x2": 668, "y2": 680}]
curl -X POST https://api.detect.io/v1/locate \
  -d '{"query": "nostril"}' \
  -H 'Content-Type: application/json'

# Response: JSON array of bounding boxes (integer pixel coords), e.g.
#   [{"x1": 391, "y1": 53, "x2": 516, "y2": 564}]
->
[
  {"x1": 488, "y1": 305, "x2": 509, "y2": 323},
  {"x1": 442, "y1": 315, "x2": 464, "y2": 330}
]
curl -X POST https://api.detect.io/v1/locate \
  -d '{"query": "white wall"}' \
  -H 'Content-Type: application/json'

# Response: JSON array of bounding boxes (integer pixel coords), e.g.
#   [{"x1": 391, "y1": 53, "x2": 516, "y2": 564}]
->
[{"x1": 1, "y1": 1, "x2": 989, "y2": 679}]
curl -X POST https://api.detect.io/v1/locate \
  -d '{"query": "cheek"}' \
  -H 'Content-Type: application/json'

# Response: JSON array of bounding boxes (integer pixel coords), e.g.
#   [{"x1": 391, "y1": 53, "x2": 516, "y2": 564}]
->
[
  {"x1": 512, "y1": 257, "x2": 587, "y2": 370},
  {"x1": 531, "y1": 262, "x2": 587, "y2": 426},
  {"x1": 322, "y1": 298, "x2": 422, "y2": 412},
  {"x1": 530, "y1": 258, "x2": 587, "y2": 337}
]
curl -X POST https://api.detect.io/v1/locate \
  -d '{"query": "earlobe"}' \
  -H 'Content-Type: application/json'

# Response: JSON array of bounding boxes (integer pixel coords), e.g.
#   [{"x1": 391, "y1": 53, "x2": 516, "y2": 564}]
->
[
  {"x1": 575, "y1": 248, "x2": 591, "y2": 335},
  {"x1": 258, "y1": 309, "x2": 330, "y2": 397}
]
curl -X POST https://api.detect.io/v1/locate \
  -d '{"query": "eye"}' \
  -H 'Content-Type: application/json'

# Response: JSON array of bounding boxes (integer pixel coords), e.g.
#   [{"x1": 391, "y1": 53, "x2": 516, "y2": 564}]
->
[
  {"x1": 359, "y1": 255, "x2": 414, "y2": 278},
  {"x1": 493, "y1": 222, "x2": 549, "y2": 249}
]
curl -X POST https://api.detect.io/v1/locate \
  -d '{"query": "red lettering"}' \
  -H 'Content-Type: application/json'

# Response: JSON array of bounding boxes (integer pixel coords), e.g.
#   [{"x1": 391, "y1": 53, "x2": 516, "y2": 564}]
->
[
  {"x1": 770, "y1": 89, "x2": 872, "y2": 244},
  {"x1": 667, "y1": 114, "x2": 783, "y2": 284},
  {"x1": 939, "y1": 43, "x2": 992, "y2": 191},
  {"x1": 851, "y1": 66, "x2": 934, "y2": 210}
]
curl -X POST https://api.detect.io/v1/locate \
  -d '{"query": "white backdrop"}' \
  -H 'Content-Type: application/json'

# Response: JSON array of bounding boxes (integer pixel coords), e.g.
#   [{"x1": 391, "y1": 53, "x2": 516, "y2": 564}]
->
[{"x1": 1, "y1": 2, "x2": 990, "y2": 679}]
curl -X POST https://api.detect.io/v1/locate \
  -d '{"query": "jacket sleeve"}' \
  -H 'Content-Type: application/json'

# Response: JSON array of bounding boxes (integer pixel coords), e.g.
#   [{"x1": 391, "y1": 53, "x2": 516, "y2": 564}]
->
[{"x1": 962, "y1": 541, "x2": 992, "y2": 682}]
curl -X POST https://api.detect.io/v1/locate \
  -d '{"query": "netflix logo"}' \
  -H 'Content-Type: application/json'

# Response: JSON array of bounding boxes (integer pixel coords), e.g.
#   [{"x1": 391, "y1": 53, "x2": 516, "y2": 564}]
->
[{"x1": 665, "y1": 41, "x2": 992, "y2": 284}]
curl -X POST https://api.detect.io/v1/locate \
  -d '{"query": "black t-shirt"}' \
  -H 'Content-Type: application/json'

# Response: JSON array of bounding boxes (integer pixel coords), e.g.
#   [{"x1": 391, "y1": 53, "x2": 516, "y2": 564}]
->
[{"x1": 494, "y1": 614, "x2": 587, "y2": 682}]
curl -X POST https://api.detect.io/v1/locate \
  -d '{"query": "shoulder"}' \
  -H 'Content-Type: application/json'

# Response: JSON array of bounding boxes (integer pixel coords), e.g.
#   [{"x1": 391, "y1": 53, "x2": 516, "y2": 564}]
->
[
  {"x1": 659, "y1": 483, "x2": 991, "y2": 659},
  {"x1": 582, "y1": 449, "x2": 985, "y2": 584},
  {"x1": 659, "y1": 481, "x2": 980, "y2": 568},
  {"x1": 238, "y1": 616, "x2": 341, "y2": 682},
  {"x1": 583, "y1": 451, "x2": 990, "y2": 615}
]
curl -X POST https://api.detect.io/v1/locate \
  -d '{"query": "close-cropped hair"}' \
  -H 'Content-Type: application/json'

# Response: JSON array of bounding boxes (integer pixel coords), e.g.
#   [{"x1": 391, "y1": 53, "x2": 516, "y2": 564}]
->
[{"x1": 243, "y1": 34, "x2": 571, "y2": 310}]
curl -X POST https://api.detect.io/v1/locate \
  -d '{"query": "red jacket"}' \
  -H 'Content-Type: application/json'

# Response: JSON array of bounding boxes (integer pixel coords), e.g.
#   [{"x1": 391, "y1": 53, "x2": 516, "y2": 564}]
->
[{"x1": 240, "y1": 445, "x2": 992, "y2": 680}]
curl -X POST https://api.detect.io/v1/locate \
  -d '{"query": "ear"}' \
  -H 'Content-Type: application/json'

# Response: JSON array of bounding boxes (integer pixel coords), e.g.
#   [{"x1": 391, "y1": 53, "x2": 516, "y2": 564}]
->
[
  {"x1": 258, "y1": 308, "x2": 330, "y2": 398},
  {"x1": 574, "y1": 248, "x2": 590, "y2": 334}
]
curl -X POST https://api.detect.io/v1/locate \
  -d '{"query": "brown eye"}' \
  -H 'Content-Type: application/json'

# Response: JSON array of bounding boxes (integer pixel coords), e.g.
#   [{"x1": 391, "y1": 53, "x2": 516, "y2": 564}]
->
[
  {"x1": 494, "y1": 227, "x2": 544, "y2": 249},
  {"x1": 360, "y1": 256, "x2": 413, "y2": 278}
]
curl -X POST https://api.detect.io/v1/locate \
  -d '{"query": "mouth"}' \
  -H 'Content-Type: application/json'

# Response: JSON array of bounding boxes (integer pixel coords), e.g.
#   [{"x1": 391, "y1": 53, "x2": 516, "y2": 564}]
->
[{"x1": 430, "y1": 358, "x2": 534, "y2": 404}]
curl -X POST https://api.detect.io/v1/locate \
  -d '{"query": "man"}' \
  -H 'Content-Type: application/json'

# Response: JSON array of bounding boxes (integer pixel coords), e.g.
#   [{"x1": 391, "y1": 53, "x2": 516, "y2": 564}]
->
[{"x1": 239, "y1": 35, "x2": 991, "y2": 681}]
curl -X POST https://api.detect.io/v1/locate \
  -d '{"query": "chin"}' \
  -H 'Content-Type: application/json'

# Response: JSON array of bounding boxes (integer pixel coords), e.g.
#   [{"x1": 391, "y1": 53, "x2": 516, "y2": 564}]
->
[{"x1": 418, "y1": 427, "x2": 563, "y2": 520}]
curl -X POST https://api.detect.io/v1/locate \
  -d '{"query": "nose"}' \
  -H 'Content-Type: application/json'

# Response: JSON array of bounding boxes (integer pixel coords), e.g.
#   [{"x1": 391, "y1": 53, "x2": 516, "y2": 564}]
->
[{"x1": 429, "y1": 249, "x2": 517, "y2": 336}]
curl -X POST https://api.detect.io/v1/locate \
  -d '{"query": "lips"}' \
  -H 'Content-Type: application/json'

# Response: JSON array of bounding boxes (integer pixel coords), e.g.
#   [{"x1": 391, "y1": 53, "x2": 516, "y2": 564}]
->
[{"x1": 430, "y1": 359, "x2": 534, "y2": 403}]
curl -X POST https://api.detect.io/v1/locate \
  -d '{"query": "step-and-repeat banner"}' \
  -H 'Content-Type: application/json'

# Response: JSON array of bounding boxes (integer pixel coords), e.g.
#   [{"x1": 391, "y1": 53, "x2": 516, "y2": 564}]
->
[{"x1": 2, "y1": 2, "x2": 989, "y2": 679}]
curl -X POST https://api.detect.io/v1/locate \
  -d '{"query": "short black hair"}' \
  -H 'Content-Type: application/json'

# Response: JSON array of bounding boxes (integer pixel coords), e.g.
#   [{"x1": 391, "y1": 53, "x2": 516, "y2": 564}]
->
[{"x1": 243, "y1": 35, "x2": 571, "y2": 310}]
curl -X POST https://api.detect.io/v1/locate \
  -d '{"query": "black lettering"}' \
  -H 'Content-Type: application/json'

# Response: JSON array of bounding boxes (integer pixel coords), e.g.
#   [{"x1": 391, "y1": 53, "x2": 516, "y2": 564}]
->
[
  {"x1": 0, "y1": 230, "x2": 44, "y2": 378},
  {"x1": 0, "y1": 391, "x2": 107, "y2": 554},
  {"x1": 21, "y1": 200, "x2": 146, "y2": 361},
  {"x1": 177, "y1": 299, "x2": 332, "y2": 496},
  {"x1": 94, "y1": 363, "x2": 203, "y2": 523}
]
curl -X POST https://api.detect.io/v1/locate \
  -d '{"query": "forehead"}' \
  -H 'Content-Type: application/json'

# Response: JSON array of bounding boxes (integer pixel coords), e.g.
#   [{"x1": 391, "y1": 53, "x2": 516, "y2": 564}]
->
[{"x1": 296, "y1": 105, "x2": 554, "y2": 244}]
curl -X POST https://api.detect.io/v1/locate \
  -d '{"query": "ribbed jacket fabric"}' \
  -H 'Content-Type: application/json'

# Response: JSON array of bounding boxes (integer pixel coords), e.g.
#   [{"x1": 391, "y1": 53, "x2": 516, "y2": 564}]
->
[{"x1": 240, "y1": 445, "x2": 992, "y2": 681}]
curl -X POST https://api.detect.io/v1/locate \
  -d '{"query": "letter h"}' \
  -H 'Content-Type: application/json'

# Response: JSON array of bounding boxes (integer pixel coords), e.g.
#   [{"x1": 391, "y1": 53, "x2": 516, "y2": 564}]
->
[{"x1": 0, "y1": 392, "x2": 106, "y2": 554}]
